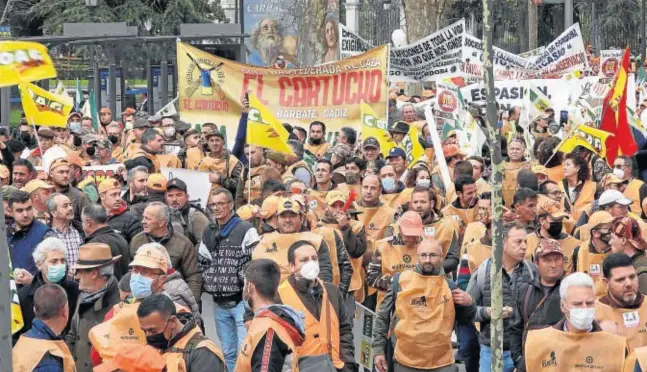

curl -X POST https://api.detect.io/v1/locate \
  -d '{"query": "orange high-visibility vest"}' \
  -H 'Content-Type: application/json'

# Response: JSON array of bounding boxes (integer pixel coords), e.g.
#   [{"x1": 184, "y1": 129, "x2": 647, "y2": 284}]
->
[
  {"x1": 625, "y1": 179, "x2": 646, "y2": 216},
  {"x1": 13, "y1": 336, "x2": 76, "y2": 372},
  {"x1": 576, "y1": 243, "x2": 610, "y2": 298},
  {"x1": 278, "y1": 280, "x2": 344, "y2": 369},
  {"x1": 595, "y1": 296, "x2": 647, "y2": 351},
  {"x1": 253, "y1": 231, "x2": 323, "y2": 283},
  {"x1": 376, "y1": 239, "x2": 418, "y2": 309},
  {"x1": 393, "y1": 271, "x2": 455, "y2": 370},
  {"x1": 236, "y1": 314, "x2": 300, "y2": 372},
  {"x1": 164, "y1": 326, "x2": 224, "y2": 372}
]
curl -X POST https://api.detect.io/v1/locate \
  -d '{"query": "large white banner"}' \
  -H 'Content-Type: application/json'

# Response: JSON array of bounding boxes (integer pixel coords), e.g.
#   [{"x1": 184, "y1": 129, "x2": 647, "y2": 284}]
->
[
  {"x1": 161, "y1": 167, "x2": 211, "y2": 209},
  {"x1": 339, "y1": 24, "x2": 374, "y2": 60},
  {"x1": 462, "y1": 34, "x2": 535, "y2": 80},
  {"x1": 532, "y1": 24, "x2": 588, "y2": 76}
]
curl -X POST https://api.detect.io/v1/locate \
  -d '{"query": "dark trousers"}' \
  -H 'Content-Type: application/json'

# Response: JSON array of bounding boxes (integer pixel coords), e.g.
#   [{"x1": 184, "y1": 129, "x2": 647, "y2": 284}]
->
[{"x1": 456, "y1": 322, "x2": 480, "y2": 372}]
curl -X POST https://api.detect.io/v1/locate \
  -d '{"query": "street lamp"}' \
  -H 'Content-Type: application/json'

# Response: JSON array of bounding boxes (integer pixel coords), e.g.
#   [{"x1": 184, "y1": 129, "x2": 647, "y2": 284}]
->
[
  {"x1": 392, "y1": 29, "x2": 407, "y2": 47},
  {"x1": 144, "y1": 19, "x2": 152, "y2": 33}
]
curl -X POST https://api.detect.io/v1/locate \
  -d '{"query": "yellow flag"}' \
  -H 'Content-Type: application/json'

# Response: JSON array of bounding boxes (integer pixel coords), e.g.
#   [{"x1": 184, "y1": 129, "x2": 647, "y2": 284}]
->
[
  {"x1": 0, "y1": 41, "x2": 57, "y2": 87},
  {"x1": 247, "y1": 94, "x2": 295, "y2": 155},
  {"x1": 19, "y1": 81, "x2": 74, "y2": 128},
  {"x1": 557, "y1": 124, "x2": 613, "y2": 158},
  {"x1": 401, "y1": 121, "x2": 425, "y2": 168},
  {"x1": 360, "y1": 102, "x2": 394, "y2": 157}
]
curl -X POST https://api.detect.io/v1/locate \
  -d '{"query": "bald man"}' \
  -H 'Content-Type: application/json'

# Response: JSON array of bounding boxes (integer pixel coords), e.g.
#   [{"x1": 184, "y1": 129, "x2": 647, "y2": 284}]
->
[{"x1": 373, "y1": 239, "x2": 476, "y2": 372}]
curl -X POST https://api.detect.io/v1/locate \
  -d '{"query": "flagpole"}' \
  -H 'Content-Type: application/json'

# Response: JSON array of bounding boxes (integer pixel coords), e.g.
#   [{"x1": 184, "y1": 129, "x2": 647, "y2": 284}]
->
[
  {"x1": 248, "y1": 146, "x2": 252, "y2": 203},
  {"x1": 542, "y1": 122, "x2": 581, "y2": 167},
  {"x1": 28, "y1": 118, "x2": 43, "y2": 156}
]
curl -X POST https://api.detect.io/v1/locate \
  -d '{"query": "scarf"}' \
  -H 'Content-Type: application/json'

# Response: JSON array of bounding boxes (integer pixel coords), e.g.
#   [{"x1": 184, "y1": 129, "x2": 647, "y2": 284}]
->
[{"x1": 81, "y1": 276, "x2": 116, "y2": 304}]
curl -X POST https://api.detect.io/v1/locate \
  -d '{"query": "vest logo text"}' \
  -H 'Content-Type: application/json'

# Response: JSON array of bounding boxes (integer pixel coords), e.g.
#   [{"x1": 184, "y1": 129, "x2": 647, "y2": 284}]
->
[
  {"x1": 266, "y1": 243, "x2": 278, "y2": 253},
  {"x1": 410, "y1": 296, "x2": 427, "y2": 307},
  {"x1": 541, "y1": 351, "x2": 557, "y2": 367}
]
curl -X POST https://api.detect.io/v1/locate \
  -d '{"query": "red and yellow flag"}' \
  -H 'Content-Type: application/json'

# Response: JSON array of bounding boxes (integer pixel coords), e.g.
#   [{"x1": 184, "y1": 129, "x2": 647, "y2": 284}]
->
[{"x1": 600, "y1": 47, "x2": 637, "y2": 165}]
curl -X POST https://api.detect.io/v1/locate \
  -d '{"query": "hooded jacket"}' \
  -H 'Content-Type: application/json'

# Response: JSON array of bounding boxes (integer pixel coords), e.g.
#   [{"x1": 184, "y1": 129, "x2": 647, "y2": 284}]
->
[{"x1": 107, "y1": 204, "x2": 143, "y2": 244}]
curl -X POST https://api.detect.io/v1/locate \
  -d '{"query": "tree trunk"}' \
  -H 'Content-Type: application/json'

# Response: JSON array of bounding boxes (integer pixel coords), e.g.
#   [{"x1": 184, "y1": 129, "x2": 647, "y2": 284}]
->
[
  {"x1": 483, "y1": 0, "x2": 505, "y2": 371},
  {"x1": 528, "y1": 0, "x2": 538, "y2": 50},
  {"x1": 401, "y1": 0, "x2": 455, "y2": 43},
  {"x1": 518, "y1": 0, "x2": 529, "y2": 52},
  {"x1": 295, "y1": 0, "x2": 327, "y2": 66}
]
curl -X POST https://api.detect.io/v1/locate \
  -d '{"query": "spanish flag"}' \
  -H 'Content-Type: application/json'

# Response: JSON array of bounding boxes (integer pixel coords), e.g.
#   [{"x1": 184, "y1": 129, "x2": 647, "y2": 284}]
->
[
  {"x1": 246, "y1": 93, "x2": 295, "y2": 155},
  {"x1": 19, "y1": 81, "x2": 73, "y2": 128},
  {"x1": 360, "y1": 102, "x2": 395, "y2": 157},
  {"x1": 600, "y1": 47, "x2": 637, "y2": 165}
]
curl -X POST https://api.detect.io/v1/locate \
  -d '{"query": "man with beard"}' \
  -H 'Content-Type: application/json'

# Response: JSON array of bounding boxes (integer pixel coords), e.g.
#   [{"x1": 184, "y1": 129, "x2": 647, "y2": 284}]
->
[
  {"x1": 106, "y1": 123, "x2": 124, "y2": 162},
  {"x1": 126, "y1": 128, "x2": 182, "y2": 173},
  {"x1": 24, "y1": 179, "x2": 54, "y2": 225},
  {"x1": 122, "y1": 166, "x2": 148, "y2": 207},
  {"x1": 572, "y1": 211, "x2": 615, "y2": 298},
  {"x1": 277, "y1": 240, "x2": 356, "y2": 371},
  {"x1": 442, "y1": 175, "x2": 479, "y2": 236},
  {"x1": 526, "y1": 201, "x2": 581, "y2": 273},
  {"x1": 49, "y1": 158, "x2": 92, "y2": 222},
  {"x1": 198, "y1": 128, "x2": 243, "y2": 197},
  {"x1": 250, "y1": 18, "x2": 297, "y2": 67},
  {"x1": 373, "y1": 239, "x2": 475, "y2": 372},
  {"x1": 315, "y1": 190, "x2": 367, "y2": 307},
  {"x1": 307, "y1": 159, "x2": 336, "y2": 218},
  {"x1": 98, "y1": 177, "x2": 142, "y2": 244},
  {"x1": 595, "y1": 253, "x2": 647, "y2": 349},
  {"x1": 47, "y1": 193, "x2": 84, "y2": 269},
  {"x1": 368, "y1": 211, "x2": 424, "y2": 310},
  {"x1": 336, "y1": 157, "x2": 365, "y2": 197},
  {"x1": 510, "y1": 239, "x2": 567, "y2": 372},
  {"x1": 166, "y1": 178, "x2": 209, "y2": 247},
  {"x1": 401, "y1": 187, "x2": 460, "y2": 273},
  {"x1": 253, "y1": 197, "x2": 333, "y2": 284},
  {"x1": 235, "y1": 145, "x2": 266, "y2": 208},
  {"x1": 304, "y1": 121, "x2": 331, "y2": 159}
]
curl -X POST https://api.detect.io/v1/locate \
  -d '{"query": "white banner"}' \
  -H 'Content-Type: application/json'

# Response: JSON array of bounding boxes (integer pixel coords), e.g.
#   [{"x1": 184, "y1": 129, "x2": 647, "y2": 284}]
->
[
  {"x1": 161, "y1": 167, "x2": 211, "y2": 209},
  {"x1": 388, "y1": 20, "x2": 465, "y2": 82},
  {"x1": 532, "y1": 24, "x2": 588, "y2": 76},
  {"x1": 599, "y1": 50, "x2": 623, "y2": 78},
  {"x1": 462, "y1": 34, "x2": 535, "y2": 80},
  {"x1": 435, "y1": 83, "x2": 462, "y2": 122},
  {"x1": 339, "y1": 24, "x2": 374, "y2": 60},
  {"x1": 353, "y1": 303, "x2": 377, "y2": 370}
]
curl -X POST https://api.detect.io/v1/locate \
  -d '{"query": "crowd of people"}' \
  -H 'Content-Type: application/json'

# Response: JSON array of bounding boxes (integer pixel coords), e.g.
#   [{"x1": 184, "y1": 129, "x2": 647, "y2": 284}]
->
[{"x1": 9, "y1": 89, "x2": 647, "y2": 372}]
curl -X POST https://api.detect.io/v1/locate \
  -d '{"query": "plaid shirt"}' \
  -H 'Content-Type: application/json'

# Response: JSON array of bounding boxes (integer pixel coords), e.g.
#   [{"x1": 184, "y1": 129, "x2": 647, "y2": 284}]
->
[{"x1": 52, "y1": 223, "x2": 84, "y2": 268}]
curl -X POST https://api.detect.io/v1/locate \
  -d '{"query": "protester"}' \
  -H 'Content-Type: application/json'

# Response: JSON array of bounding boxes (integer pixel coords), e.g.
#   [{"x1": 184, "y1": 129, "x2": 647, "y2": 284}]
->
[
  {"x1": 66, "y1": 243, "x2": 121, "y2": 372},
  {"x1": 23, "y1": 179, "x2": 54, "y2": 224},
  {"x1": 13, "y1": 284, "x2": 75, "y2": 371},
  {"x1": 122, "y1": 166, "x2": 148, "y2": 206},
  {"x1": 573, "y1": 211, "x2": 615, "y2": 298},
  {"x1": 47, "y1": 193, "x2": 84, "y2": 269},
  {"x1": 373, "y1": 239, "x2": 476, "y2": 372},
  {"x1": 11, "y1": 158, "x2": 35, "y2": 189},
  {"x1": 166, "y1": 178, "x2": 209, "y2": 246},
  {"x1": 49, "y1": 158, "x2": 92, "y2": 222},
  {"x1": 523, "y1": 272, "x2": 626, "y2": 371},
  {"x1": 99, "y1": 177, "x2": 142, "y2": 243},
  {"x1": 561, "y1": 152, "x2": 597, "y2": 221},
  {"x1": 305, "y1": 121, "x2": 331, "y2": 158},
  {"x1": 81, "y1": 204, "x2": 130, "y2": 279},
  {"x1": 130, "y1": 201, "x2": 202, "y2": 302},
  {"x1": 609, "y1": 216, "x2": 647, "y2": 293},
  {"x1": 198, "y1": 127, "x2": 243, "y2": 196},
  {"x1": 613, "y1": 155, "x2": 647, "y2": 216}
]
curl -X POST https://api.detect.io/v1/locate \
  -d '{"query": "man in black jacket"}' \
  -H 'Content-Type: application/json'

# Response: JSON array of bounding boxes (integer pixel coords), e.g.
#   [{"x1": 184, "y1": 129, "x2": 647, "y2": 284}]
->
[
  {"x1": 510, "y1": 238, "x2": 565, "y2": 371},
  {"x1": 197, "y1": 187, "x2": 260, "y2": 372},
  {"x1": 81, "y1": 203, "x2": 130, "y2": 279},
  {"x1": 237, "y1": 259, "x2": 305, "y2": 372},
  {"x1": 98, "y1": 177, "x2": 142, "y2": 244}
]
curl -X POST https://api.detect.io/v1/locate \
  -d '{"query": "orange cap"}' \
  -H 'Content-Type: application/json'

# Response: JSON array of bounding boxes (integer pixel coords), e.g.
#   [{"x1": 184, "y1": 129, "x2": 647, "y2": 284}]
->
[
  {"x1": 259, "y1": 195, "x2": 280, "y2": 219},
  {"x1": 0, "y1": 165, "x2": 10, "y2": 179},
  {"x1": 398, "y1": 211, "x2": 423, "y2": 236},
  {"x1": 66, "y1": 153, "x2": 86, "y2": 168},
  {"x1": 98, "y1": 177, "x2": 121, "y2": 194},
  {"x1": 94, "y1": 344, "x2": 165, "y2": 372},
  {"x1": 147, "y1": 173, "x2": 167, "y2": 192}
]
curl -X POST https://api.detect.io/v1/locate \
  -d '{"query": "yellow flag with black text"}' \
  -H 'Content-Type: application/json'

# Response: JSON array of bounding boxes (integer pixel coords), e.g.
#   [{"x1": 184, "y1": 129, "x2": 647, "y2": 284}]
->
[
  {"x1": 360, "y1": 102, "x2": 395, "y2": 157},
  {"x1": 557, "y1": 124, "x2": 613, "y2": 158},
  {"x1": 0, "y1": 41, "x2": 57, "y2": 87},
  {"x1": 19, "y1": 81, "x2": 73, "y2": 128},
  {"x1": 247, "y1": 93, "x2": 295, "y2": 155}
]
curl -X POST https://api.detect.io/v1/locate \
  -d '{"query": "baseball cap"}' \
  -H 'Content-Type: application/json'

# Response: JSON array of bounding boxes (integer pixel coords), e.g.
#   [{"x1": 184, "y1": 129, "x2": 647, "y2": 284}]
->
[
  {"x1": 332, "y1": 144, "x2": 352, "y2": 159},
  {"x1": 363, "y1": 137, "x2": 380, "y2": 149},
  {"x1": 22, "y1": 179, "x2": 54, "y2": 194},
  {"x1": 148, "y1": 114, "x2": 162, "y2": 122},
  {"x1": 183, "y1": 129, "x2": 198, "y2": 140},
  {"x1": 389, "y1": 121, "x2": 410, "y2": 134},
  {"x1": 531, "y1": 165, "x2": 548, "y2": 176},
  {"x1": 98, "y1": 177, "x2": 121, "y2": 194},
  {"x1": 204, "y1": 128, "x2": 224, "y2": 139},
  {"x1": 166, "y1": 178, "x2": 188, "y2": 193},
  {"x1": 398, "y1": 211, "x2": 423, "y2": 236},
  {"x1": 99, "y1": 107, "x2": 111, "y2": 115},
  {"x1": 386, "y1": 147, "x2": 406, "y2": 159},
  {"x1": 259, "y1": 195, "x2": 280, "y2": 219},
  {"x1": 588, "y1": 211, "x2": 615, "y2": 229},
  {"x1": 133, "y1": 118, "x2": 151, "y2": 129},
  {"x1": 1, "y1": 185, "x2": 18, "y2": 200},
  {"x1": 266, "y1": 151, "x2": 289, "y2": 166},
  {"x1": 66, "y1": 153, "x2": 86, "y2": 169},
  {"x1": 599, "y1": 189, "x2": 632, "y2": 207},
  {"x1": 147, "y1": 173, "x2": 167, "y2": 192},
  {"x1": 122, "y1": 107, "x2": 137, "y2": 116},
  {"x1": 534, "y1": 238, "x2": 564, "y2": 261},
  {"x1": 129, "y1": 245, "x2": 168, "y2": 274},
  {"x1": 236, "y1": 204, "x2": 259, "y2": 221},
  {"x1": 277, "y1": 197, "x2": 300, "y2": 215},
  {"x1": 67, "y1": 112, "x2": 82, "y2": 121},
  {"x1": 326, "y1": 190, "x2": 346, "y2": 206},
  {"x1": 601, "y1": 173, "x2": 626, "y2": 189},
  {"x1": 49, "y1": 158, "x2": 70, "y2": 172},
  {"x1": 37, "y1": 127, "x2": 55, "y2": 139},
  {"x1": 94, "y1": 344, "x2": 165, "y2": 372},
  {"x1": 537, "y1": 199, "x2": 567, "y2": 220}
]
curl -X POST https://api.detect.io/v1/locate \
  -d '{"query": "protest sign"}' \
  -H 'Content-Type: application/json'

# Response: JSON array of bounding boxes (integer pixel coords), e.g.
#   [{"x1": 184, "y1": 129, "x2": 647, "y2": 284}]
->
[
  {"x1": 532, "y1": 24, "x2": 588, "y2": 76},
  {"x1": 434, "y1": 83, "x2": 462, "y2": 121},
  {"x1": 339, "y1": 24, "x2": 373, "y2": 60},
  {"x1": 0, "y1": 41, "x2": 57, "y2": 87},
  {"x1": 353, "y1": 303, "x2": 377, "y2": 371},
  {"x1": 599, "y1": 50, "x2": 623, "y2": 78},
  {"x1": 161, "y1": 167, "x2": 212, "y2": 209},
  {"x1": 462, "y1": 34, "x2": 535, "y2": 80},
  {"x1": 389, "y1": 20, "x2": 464, "y2": 82},
  {"x1": 177, "y1": 42, "x2": 388, "y2": 147}
]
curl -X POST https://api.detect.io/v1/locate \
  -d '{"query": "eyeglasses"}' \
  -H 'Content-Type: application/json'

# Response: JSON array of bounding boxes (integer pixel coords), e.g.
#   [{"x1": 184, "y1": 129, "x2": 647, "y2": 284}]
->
[{"x1": 418, "y1": 253, "x2": 440, "y2": 259}]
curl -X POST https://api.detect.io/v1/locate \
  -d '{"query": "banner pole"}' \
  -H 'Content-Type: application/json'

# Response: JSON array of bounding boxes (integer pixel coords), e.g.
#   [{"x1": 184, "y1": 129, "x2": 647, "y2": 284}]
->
[
  {"x1": 29, "y1": 118, "x2": 43, "y2": 156},
  {"x1": 248, "y1": 146, "x2": 252, "y2": 202},
  {"x1": 542, "y1": 122, "x2": 580, "y2": 167}
]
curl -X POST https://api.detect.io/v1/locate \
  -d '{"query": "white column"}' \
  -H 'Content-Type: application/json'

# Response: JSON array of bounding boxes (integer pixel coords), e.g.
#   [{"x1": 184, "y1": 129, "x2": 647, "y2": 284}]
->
[{"x1": 345, "y1": 0, "x2": 360, "y2": 32}]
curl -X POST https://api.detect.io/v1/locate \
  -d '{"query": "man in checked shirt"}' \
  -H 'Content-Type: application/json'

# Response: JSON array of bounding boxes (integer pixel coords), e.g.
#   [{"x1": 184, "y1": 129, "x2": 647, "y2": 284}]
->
[{"x1": 47, "y1": 193, "x2": 84, "y2": 271}]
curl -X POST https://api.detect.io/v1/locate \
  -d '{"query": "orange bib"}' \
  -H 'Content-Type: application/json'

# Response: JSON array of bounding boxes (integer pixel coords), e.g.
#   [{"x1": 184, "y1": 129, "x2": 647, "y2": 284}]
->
[
  {"x1": 312, "y1": 225, "x2": 341, "y2": 286},
  {"x1": 253, "y1": 232, "x2": 323, "y2": 283},
  {"x1": 376, "y1": 240, "x2": 418, "y2": 309},
  {"x1": 13, "y1": 336, "x2": 76, "y2": 372},
  {"x1": 164, "y1": 326, "x2": 224, "y2": 372},
  {"x1": 306, "y1": 190, "x2": 329, "y2": 220},
  {"x1": 625, "y1": 179, "x2": 645, "y2": 216},
  {"x1": 236, "y1": 315, "x2": 300, "y2": 372},
  {"x1": 278, "y1": 280, "x2": 344, "y2": 369},
  {"x1": 466, "y1": 241, "x2": 492, "y2": 273},
  {"x1": 356, "y1": 205, "x2": 395, "y2": 254},
  {"x1": 595, "y1": 296, "x2": 647, "y2": 351},
  {"x1": 624, "y1": 346, "x2": 647, "y2": 372},
  {"x1": 576, "y1": 244, "x2": 609, "y2": 298},
  {"x1": 393, "y1": 271, "x2": 455, "y2": 369},
  {"x1": 524, "y1": 327, "x2": 626, "y2": 371}
]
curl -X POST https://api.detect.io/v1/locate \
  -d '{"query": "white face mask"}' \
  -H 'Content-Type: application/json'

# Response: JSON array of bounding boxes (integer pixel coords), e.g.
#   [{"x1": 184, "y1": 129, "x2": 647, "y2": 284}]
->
[
  {"x1": 416, "y1": 179, "x2": 431, "y2": 188},
  {"x1": 164, "y1": 127, "x2": 176, "y2": 138},
  {"x1": 300, "y1": 260, "x2": 320, "y2": 280},
  {"x1": 613, "y1": 168, "x2": 625, "y2": 179},
  {"x1": 125, "y1": 121, "x2": 134, "y2": 130},
  {"x1": 565, "y1": 304, "x2": 595, "y2": 330}
]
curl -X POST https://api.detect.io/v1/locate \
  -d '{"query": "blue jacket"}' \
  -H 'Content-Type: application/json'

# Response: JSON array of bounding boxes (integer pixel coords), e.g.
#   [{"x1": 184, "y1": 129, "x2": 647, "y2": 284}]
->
[
  {"x1": 8, "y1": 220, "x2": 52, "y2": 275},
  {"x1": 232, "y1": 112, "x2": 248, "y2": 164},
  {"x1": 22, "y1": 319, "x2": 65, "y2": 372}
]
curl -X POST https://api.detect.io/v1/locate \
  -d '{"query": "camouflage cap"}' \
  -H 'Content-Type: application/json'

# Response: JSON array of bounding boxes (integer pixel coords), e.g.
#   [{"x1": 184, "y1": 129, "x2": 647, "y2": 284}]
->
[{"x1": 534, "y1": 238, "x2": 564, "y2": 261}]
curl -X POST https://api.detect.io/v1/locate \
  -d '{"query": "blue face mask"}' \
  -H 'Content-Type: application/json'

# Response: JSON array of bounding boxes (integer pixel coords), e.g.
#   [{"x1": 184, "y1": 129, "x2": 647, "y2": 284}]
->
[
  {"x1": 69, "y1": 121, "x2": 81, "y2": 133},
  {"x1": 130, "y1": 273, "x2": 154, "y2": 299},
  {"x1": 381, "y1": 177, "x2": 396, "y2": 192},
  {"x1": 46, "y1": 264, "x2": 66, "y2": 283}
]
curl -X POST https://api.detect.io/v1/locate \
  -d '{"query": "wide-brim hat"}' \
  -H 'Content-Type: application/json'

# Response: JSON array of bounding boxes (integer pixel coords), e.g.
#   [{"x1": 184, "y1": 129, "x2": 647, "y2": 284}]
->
[{"x1": 73, "y1": 242, "x2": 121, "y2": 270}]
